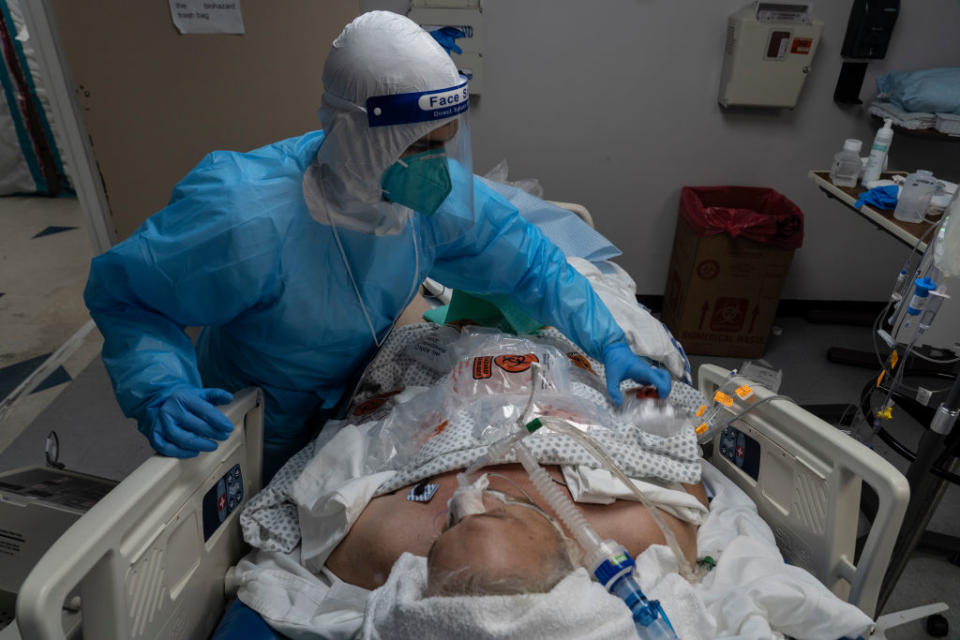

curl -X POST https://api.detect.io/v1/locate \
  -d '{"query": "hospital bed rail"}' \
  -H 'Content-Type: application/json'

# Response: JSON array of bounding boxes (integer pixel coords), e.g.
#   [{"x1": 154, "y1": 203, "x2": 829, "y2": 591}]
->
[
  {"x1": 699, "y1": 364, "x2": 910, "y2": 618},
  {"x1": 14, "y1": 388, "x2": 264, "y2": 640}
]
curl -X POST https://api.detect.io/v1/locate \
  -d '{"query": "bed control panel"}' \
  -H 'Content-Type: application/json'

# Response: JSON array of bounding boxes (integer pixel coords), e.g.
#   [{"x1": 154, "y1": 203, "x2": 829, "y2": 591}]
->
[
  {"x1": 201, "y1": 464, "x2": 244, "y2": 541},
  {"x1": 718, "y1": 426, "x2": 762, "y2": 481}
]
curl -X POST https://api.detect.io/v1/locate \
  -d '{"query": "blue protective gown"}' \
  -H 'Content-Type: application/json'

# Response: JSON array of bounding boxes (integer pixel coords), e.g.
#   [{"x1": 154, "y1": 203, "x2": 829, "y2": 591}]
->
[{"x1": 84, "y1": 130, "x2": 627, "y2": 467}]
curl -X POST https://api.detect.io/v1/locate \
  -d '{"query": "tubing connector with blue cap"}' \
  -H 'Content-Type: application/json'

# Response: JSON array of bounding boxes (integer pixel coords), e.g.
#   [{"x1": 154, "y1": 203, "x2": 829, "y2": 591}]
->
[{"x1": 906, "y1": 277, "x2": 937, "y2": 316}]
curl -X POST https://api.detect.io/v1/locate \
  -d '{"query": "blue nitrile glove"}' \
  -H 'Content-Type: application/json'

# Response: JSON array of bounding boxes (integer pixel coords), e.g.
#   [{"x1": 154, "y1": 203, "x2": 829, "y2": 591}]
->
[
  {"x1": 602, "y1": 343, "x2": 672, "y2": 405},
  {"x1": 144, "y1": 386, "x2": 235, "y2": 458},
  {"x1": 430, "y1": 26, "x2": 466, "y2": 55},
  {"x1": 854, "y1": 185, "x2": 899, "y2": 211}
]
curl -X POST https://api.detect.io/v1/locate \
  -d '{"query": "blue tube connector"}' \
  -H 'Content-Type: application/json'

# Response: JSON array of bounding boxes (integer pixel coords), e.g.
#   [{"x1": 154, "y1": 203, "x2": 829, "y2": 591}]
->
[
  {"x1": 906, "y1": 277, "x2": 937, "y2": 316},
  {"x1": 594, "y1": 551, "x2": 677, "y2": 639}
]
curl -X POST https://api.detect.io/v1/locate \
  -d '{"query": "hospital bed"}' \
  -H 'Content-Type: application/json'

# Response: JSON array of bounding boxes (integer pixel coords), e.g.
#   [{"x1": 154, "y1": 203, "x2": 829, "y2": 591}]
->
[{"x1": 9, "y1": 363, "x2": 911, "y2": 639}]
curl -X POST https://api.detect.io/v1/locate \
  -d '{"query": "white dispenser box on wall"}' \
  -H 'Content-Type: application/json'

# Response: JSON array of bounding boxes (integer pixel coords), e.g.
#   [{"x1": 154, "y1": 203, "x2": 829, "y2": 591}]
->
[{"x1": 719, "y1": 2, "x2": 824, "y2": 108}]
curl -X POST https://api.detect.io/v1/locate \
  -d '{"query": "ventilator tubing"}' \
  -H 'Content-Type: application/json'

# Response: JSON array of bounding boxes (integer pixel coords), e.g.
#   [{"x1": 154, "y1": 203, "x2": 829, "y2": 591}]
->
[
  {"x1": 536, "y1": 417, "x2": 694, "y2": 580},
  {"x1": 512, "y1": 441, "x2": 677, "y2": 639},
  {"x1": 513, "y1": 440, "x2": 602, "y2": 551}
]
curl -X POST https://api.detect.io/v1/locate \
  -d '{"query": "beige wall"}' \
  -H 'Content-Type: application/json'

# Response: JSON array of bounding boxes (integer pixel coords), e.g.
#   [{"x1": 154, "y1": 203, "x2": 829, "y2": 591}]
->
[{"x1": 51, "y1": 1, "x2": 361, "y2": 240}]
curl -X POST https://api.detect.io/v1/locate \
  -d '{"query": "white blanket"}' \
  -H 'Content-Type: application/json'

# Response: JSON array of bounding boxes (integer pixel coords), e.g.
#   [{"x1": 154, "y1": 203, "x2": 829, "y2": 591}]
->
[
  {"x1": 233, "y1": 460, "x2": 873, "y2": 639},
  {"x1": 361, "y1": 553, "x2": 637, "y2": 640},
  {"x1": 569, "y1": 257, "x2": 691, "y2": 383}
]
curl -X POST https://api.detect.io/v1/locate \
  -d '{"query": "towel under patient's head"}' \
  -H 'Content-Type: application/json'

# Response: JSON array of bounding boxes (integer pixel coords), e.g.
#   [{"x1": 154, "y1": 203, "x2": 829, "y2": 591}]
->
[{"x1": 361, "y1": 552, "x2": 635, "y2": 639}]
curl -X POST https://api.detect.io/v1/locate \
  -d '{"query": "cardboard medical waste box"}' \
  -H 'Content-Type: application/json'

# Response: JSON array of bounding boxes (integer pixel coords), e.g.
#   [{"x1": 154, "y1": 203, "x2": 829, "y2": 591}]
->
[{"x1": 661, "y1": 186, "x2": 803, "y2": 358}]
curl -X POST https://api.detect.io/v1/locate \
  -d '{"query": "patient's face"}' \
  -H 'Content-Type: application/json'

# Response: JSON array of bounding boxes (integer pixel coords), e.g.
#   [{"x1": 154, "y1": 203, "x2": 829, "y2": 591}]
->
[{"x1": 427, "y1": 491, "x2": 568, "y2": 594}]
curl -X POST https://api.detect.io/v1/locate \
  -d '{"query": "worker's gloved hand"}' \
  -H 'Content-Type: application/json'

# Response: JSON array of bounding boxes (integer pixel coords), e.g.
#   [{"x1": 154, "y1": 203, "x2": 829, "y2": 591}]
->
[
  {"x1": 145, "y1": 386, "x2": 234, "y2": 458},
  {"x1": 602, "y1": 343, "x2": 672, "y2": 405}
]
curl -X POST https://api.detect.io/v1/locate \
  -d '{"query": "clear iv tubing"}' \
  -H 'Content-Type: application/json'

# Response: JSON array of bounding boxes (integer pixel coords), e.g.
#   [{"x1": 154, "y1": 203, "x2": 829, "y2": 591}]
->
[{"x1": 867, "y1": 335, "x2": 920, "y2": 446}]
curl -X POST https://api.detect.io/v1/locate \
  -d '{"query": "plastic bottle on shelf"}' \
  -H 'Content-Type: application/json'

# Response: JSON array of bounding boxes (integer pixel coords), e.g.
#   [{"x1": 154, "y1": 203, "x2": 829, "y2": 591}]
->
[
  {"x1": 829, "y1": 138, "x2": 863, "y2": 188},
  {"x1": 893, "y1": 170, "x2": 939, "y2": 223},
  {"x1": 861, "y1": 118, "x2": 894, "y2": 187}
]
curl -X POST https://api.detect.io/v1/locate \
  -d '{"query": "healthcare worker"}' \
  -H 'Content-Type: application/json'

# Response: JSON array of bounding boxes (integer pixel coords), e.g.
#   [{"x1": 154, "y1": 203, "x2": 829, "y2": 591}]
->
[{"x1": 84, "y1": 11, "x2": 670, "y2": 481}]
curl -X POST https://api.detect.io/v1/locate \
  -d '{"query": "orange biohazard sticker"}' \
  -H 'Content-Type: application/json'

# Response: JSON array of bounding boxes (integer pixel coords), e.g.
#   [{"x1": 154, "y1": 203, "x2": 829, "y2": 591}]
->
[
  {"x1": 714, "y1": 391, "x2": 734, "y2": 407},
  {"x1": 494, "y1": 353, "x2": 539, "y2": 374},
  {"x1": 473, "y1": 356, "x2": 493, "y2": 379},
  {"x1": 566, "y1": 352, "x2": 596, "y2": 374}
]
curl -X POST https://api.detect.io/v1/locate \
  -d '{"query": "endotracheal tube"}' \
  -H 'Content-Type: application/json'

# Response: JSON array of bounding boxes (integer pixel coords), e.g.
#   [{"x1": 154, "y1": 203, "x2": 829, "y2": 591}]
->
[{"x1": 459, "y1": 362, "x2": 679, "y2": 639}]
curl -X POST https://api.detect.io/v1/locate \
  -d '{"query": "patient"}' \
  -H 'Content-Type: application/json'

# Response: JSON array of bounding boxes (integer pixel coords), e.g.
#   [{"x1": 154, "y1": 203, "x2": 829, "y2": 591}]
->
[
  {"x1": 232, "y1": 314, "x2": 875, "y2": 640},
  {"x1": 236, "y1": 321, "x2": 708, "y2": 636},
  {"x1": 326, "y1": 462, "x2": 708, "y2": 593}
]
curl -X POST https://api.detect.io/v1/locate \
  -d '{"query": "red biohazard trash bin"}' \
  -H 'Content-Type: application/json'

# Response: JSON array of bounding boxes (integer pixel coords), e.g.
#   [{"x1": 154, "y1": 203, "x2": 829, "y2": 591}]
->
[{"x1": 661, "y1": 186, "x2": 804, "y2": 358}]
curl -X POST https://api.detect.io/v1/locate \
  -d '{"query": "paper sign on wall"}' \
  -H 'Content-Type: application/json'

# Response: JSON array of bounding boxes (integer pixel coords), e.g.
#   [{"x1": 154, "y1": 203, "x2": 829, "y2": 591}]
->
[{"x1": 169, "y1": 0, "x2": 245, "y2": 35}]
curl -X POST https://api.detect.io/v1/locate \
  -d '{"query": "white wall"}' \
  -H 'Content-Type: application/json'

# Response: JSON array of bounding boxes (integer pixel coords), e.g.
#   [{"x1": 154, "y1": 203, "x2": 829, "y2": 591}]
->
[{"x1": 363, "y1": 0, "x2": 960, "y2": 300}]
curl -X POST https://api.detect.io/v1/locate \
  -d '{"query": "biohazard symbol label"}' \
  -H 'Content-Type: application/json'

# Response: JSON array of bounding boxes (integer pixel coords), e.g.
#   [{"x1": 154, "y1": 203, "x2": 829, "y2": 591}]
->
[
  {"x1": 473, "y1": 356, "x2": 493, "y2": 379},
  {"x1": 696, "y1": 259, "x2": 720, "y2": 281},
  {"x1": 566, "y1": 352, "x2": 596, "y2": 375},
  {"x1": 494, "y1": 353, "x2": 539, "y2": 374},
  {"x1": 352, "y1": 389, "x2": 403, "y2": 417}
]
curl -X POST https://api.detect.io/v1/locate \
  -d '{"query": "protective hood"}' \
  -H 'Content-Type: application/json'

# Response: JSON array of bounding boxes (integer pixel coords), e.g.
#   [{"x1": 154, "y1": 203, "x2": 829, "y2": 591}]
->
[
  {"x1": 303, "y1": 11, "x2": 473, "y2": 347},
  {"x1": 304, "y1": 10, "x2": 470, "y2": 235}
]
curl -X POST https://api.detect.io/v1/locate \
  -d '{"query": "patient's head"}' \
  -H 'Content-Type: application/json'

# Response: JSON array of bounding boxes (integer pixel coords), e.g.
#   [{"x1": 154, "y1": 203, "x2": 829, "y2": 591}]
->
[{"x1": 426, "y1": 490, "x2": 579, "y2": 596}]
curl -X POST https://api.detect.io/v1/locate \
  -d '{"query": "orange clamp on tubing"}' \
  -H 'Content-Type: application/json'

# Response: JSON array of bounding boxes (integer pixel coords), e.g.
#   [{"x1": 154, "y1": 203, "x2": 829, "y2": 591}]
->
[
  {"x1": 695, "y1": 423, "x2": 709, "y2": 435},
  {"x1": 735, "y1": 385, "x2": 754, "y2": 400},
  {"x1": 696, "y1": 405, "x2": 707, "y2": 417},
  {"x1": 714, "y1": 391, "x2": 734, "y2": 408}
]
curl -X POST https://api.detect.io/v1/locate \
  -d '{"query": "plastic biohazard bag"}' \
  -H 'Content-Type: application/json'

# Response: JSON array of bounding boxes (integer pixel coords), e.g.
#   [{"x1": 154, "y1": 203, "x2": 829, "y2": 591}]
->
[
  {"x1": 680, "y1": 186, "x2": 804, "y2": 250},
  {"x1": 445, "y1": 329, "x2": 571, "y2": 399},
  {"x1": 361, "y1": 328, "x2": 690, "y2": 473}
]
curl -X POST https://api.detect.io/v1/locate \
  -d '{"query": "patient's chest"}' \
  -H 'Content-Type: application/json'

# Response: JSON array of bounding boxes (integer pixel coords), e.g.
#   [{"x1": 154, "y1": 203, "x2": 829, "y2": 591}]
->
[{"x1": 325, "y1": 464, "x2": 704, "y2": 591}]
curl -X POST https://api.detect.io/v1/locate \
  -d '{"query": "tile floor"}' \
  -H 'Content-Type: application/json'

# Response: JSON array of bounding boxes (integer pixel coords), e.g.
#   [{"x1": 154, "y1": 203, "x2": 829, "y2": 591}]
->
[
  {"x1": 0, "y1": 195, "x2": 101, "y2": 452},
  {"x1": 0, "y1": 193, "x2": 957, "y2": 637}
]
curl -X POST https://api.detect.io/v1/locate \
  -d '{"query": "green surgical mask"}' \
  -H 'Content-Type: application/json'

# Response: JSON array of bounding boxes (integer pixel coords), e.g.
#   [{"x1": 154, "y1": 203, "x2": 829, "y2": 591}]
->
[{"x1": 381, "y1": 149, "x2": 452, "y2": 216}]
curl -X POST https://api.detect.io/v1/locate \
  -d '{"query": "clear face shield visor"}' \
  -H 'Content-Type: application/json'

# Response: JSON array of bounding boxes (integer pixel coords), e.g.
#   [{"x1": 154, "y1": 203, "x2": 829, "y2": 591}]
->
[{"x1": 367, "y1": 77, "x2": 472, "y2": 217}]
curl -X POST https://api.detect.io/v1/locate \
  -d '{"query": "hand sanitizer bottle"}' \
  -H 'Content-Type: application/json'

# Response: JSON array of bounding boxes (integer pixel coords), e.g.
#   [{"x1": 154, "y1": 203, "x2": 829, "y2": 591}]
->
[{"x1": 861, "y1": 119, "x2": 894, "y2": 187}]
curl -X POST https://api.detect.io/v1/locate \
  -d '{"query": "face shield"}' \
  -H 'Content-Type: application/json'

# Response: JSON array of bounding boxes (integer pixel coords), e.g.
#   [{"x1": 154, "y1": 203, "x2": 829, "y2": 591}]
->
[
  {"x1": 372, "y1": 79, "x2": 472, "y2": 218},
  {"x1": 305, "y1": 77, "x2": 472, "y2": 236}
]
